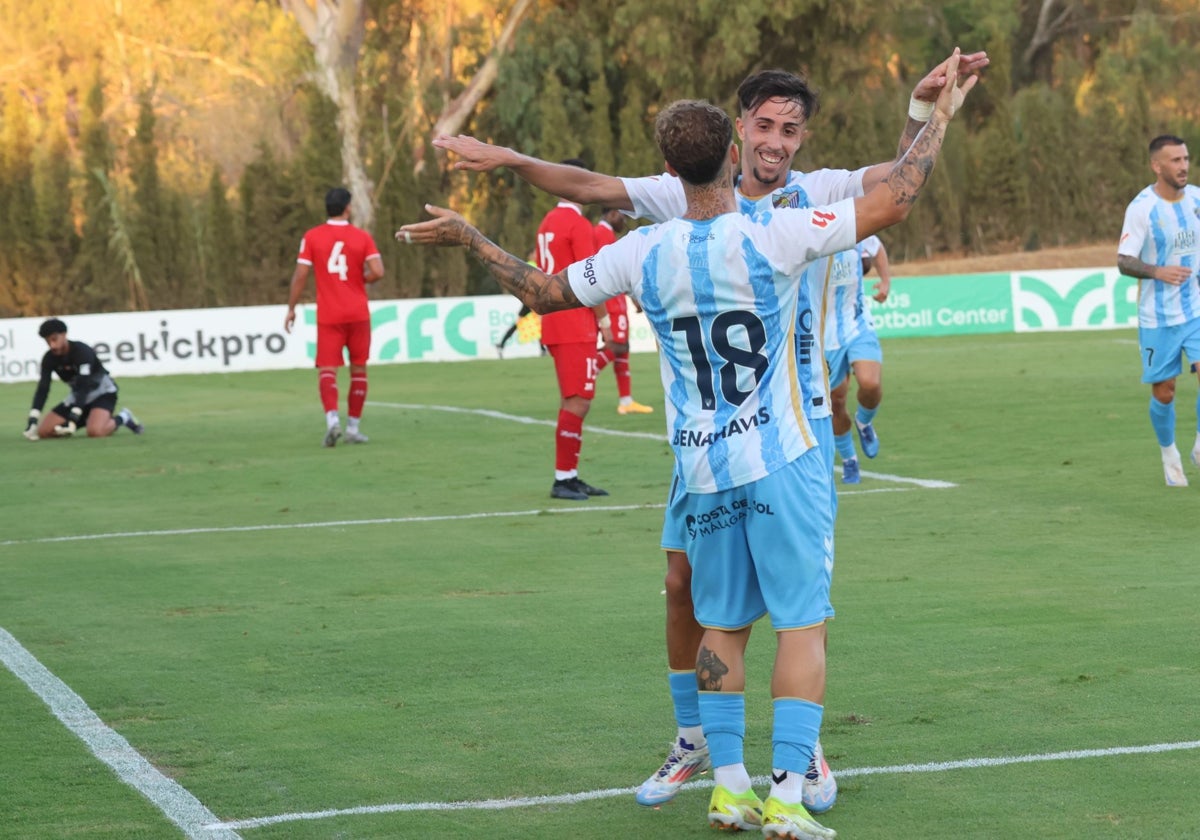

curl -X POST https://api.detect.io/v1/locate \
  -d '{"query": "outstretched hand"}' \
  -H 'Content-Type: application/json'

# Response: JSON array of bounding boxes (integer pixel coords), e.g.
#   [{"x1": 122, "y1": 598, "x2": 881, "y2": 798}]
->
[
  {"x1": 934, "y1": 49, "x2": 979, "y2": 121},
  {"x1": 432, "y1": 135, "x2": 514, "y2": 173},
  {"x1": 912, "y1": 49, "x2": 988, "y2": 104},
  {"x1": 396, "y1": 204, "x2": 475, "y2": 247}
]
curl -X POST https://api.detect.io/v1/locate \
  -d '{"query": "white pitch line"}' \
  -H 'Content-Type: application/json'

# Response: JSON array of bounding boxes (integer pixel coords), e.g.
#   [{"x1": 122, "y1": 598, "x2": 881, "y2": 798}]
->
[
  {"x1": 1, "y1": 405, "x2": 950, "y2": 547},
  {"x1": 0, "y1": 504, "x2": 666, "y2": 548},
  {"x1": 844, "y1": 467, "x2": 956, "y2": 489},
  {"x1": 0, "y1": 627, "x2": 241, "y2": 840},
  {"x1": 368, "y1": 401, "x2": 663, "y2": 441},
  {"x1": 206, "y1": 738, "x2": 1200, "y2": 831}
]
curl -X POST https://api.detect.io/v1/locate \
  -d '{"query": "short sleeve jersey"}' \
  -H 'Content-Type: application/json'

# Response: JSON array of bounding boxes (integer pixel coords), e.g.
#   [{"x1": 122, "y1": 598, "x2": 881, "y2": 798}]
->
[
  {"x1": 568, "y1": 199, "x2": 858, "y2": 493},
  {"x1": 1118, "y1": 184, "x2": 1200, "y2": 328},
  {"x1": 824, "y1": 238, "x2": 878, "y2": 351},
  {"x1": 536, "y1": 203, "x2": 599, "y2": 345},
  {"x1": 297, "y1": 220, "x2": 380, "y2": 324},
  {"x1": 622, "y1": 168, "x2": 868, "y2": 419}
]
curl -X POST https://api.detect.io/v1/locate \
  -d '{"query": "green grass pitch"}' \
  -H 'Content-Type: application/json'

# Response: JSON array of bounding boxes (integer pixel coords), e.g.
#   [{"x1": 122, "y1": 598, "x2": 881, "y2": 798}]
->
[{"x1": 1, "y1": 328, "x2": 1197, "y2": 838}]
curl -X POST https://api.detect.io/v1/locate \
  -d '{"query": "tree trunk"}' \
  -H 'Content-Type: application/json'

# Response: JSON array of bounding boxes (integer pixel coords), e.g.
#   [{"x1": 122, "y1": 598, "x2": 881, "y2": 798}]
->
[
  {"x1": 414, "y1": 0, "x2": 536, "y2": 176},
  {"x1": 280, "y1": 0, "x2": 376, "y2": 231}
]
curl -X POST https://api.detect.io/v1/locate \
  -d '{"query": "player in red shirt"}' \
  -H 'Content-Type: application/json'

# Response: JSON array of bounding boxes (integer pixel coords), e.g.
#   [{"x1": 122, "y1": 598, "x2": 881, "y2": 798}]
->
[
  {"x1": 593, "y1": 207, "x2": 654, "y2": 415},
  {"x1": 285, "y1": 188, "x2": 384, "y2": 447},
  {"x1": 538, "y1": 160, "x2": 614, "y2": 500}
]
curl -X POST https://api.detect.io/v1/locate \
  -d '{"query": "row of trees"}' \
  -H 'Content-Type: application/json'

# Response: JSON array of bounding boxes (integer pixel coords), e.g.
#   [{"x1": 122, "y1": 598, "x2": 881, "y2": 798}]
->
[{"x1": 1, "y1": 0, "x2": 1198, "y2": 317}]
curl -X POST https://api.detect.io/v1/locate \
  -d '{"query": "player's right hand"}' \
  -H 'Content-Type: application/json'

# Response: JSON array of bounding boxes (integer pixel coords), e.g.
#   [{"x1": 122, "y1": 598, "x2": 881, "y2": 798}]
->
[
  {"x1": 432, "y1": 134, "x2": 513, "y2": 172},
  {"x1": 23, "y1": 408, "x2": 39, "y2": 441},
  {"x1": 1157, "y1": 265, "x2": 1193, "y2": 286}
]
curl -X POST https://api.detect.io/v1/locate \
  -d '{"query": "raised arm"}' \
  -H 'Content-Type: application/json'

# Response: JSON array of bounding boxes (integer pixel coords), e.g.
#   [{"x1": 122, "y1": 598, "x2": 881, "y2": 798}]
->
[
  {"x1": 396, "y1": 205, "x2": 583, "y2": 314},
  {"x1": 433, "y1": 134, "x2": 635, "y2": 211},
  {"x1": 853, "y1": 49, "x2": 978, "y2": 240},
  {"x1": 860, "y1": 50, "x2": 989, "y2": 192}
]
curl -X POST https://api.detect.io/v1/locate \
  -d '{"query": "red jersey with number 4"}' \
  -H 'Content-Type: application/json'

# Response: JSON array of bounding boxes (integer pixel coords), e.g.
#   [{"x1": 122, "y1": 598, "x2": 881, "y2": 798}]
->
[
  {"x1": 537, "y1": 203, "x2": 598, "y2": 345},
  {"x1": 297, "y1": 220, "x2": 380, "y2": 324}
]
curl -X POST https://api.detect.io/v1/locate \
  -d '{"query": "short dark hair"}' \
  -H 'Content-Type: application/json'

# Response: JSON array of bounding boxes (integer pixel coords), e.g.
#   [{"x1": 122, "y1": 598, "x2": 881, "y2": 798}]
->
[
  {"x1": 38, "y1": 318, "x2": 67, "y2": 338},
  {"x1": 654, "y1": 100, "x2": 734, "y2": 186},
  {"x1": 325, "y1": 187, "x2": 352, "y2": 217},
  {"x1": 737, "y1": 69, "x2": 820, "y2": 122},
  {"x1": 1149, "y1": 135, "x2": 1187, "y2": 155},
  {"x1": 560, "y1": 158, "x2": 589, "y2": 170}
]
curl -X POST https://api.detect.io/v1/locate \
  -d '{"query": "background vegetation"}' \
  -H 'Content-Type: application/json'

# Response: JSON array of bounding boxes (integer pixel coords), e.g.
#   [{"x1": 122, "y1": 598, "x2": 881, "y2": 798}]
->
[{"x1": 1, "y1": 0, "x2": 1198, "y2": 317}]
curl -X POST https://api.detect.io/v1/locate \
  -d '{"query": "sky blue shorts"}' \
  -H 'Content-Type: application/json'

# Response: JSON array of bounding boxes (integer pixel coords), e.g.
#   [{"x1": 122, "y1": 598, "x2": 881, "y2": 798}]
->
[
  {"x1": 1139, "y1": 318, "x2": 1200, "y2": 384},
  {"x1": 826, "y1": 329, "x2": 883, "y2": 388},
  {"x1": 664, "y1": 447, "x2": 834, "y2": 631},
  {"x1": 662, "y1": 416, "x2": 837, "y2": 551}
]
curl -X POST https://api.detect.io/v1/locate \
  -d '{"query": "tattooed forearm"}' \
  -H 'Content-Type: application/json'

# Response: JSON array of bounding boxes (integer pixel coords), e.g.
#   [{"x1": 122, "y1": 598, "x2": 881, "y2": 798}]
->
[
  {"x1": 462, "y1": 228, "x2": 582, "y2": 313},
  {"x1": 696, "y1": 646, "x2": 730, "y2": 691},
  {"x1": 1117, "y1": 254, "x2": 1157, "y2": 280},
  {"x1": 884, "y1": 116, "x2": 945, "y2": 209},
  {"x1": 896, "y1": 116, "x2": 924, "y2": 159}
]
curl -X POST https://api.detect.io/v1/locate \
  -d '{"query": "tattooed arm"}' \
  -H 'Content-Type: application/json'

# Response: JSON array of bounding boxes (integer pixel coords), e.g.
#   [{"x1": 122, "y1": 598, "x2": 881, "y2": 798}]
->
[
  {"x1": 1117, "y1": 254, "x2": 1192, "y2": 286},
  {"x1": 852, "y1": 49, "x2": 978, "y2": 241},
  {"x1": 396, "y1": 205, "x2": 582, "y2": 314},
  {"x1": 859, "y1": 50, "x2": 989, "y2": 192}
]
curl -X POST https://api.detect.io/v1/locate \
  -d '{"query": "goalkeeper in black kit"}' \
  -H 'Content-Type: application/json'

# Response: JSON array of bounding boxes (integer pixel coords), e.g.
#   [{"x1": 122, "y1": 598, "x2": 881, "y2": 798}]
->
[{"x1": 23, "y1": 318, "x2": 145, "y2": 441}]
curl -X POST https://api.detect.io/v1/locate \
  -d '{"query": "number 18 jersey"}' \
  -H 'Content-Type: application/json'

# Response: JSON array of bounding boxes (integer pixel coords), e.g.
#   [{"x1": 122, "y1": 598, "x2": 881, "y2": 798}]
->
[
  {"x1": 297, "y1": 220, "x2": 381, "y2": 324},
  {"x1": 568, "y1": 201, "x2": 857, "y2": 493}
]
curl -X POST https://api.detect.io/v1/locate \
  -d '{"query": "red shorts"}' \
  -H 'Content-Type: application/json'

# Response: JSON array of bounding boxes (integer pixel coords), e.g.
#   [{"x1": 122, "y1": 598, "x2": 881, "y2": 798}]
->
[
  {"x1": 548, "y1": 341, "x2": 599, "y2": 400},
  {"x1": 605, "y1": 296, "x2": 630, "y2": 344},
  {"x1": 316, "y1": 320, "x2": 371, "y2": 367}
]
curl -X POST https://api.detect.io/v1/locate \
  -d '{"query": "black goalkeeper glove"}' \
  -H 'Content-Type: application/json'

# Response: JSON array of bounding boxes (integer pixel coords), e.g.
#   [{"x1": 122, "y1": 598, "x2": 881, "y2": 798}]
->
[
  {"x1": 23, "y1": 408, "x2": 40, "y2": 441},
  {"x1": 54, "y1": 406, "x2": 83, "y2": 437}
]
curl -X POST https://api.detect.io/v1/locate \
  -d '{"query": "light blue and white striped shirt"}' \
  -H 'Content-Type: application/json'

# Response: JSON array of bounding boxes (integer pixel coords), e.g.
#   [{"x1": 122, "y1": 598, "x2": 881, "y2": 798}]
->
[
  {"x1": 569, "y1": 201, "x2": 857, "y2": 493},
  {"x1": 622, "y1": 168, "x2": 867, "y2": 421},
  {"x1": 823, "y1": 235, "x2": 880, "y2": 351},
  {"x1": 1118, "y1": 184, "x2": 1200, "y2": 328}
]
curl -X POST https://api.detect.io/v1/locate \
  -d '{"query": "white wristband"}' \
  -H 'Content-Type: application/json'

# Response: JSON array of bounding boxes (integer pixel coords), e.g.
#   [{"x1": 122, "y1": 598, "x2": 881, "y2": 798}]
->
[
  {"x1": 908, "y1": 96, "x2": 935, "y2": 122},
  {"x1": 597, "y1": 314, "x2": 612, "y2": 330}
]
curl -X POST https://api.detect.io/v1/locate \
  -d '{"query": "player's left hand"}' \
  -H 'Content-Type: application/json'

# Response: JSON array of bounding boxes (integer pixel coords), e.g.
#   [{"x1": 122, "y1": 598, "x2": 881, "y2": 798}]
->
[
  {"x1": 912, "y1": 49, "x2": 989, "y2": 103},
  {"x1": 54, "y1": 406, "x2": 82, "y2": 437},
  {"x1": 396, "y1": 205, "x2": 473, "y2": 247}
]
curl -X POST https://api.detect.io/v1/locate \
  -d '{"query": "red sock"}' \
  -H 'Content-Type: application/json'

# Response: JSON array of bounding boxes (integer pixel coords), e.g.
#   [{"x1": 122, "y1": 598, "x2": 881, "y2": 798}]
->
[
  {"x1": 555, "y1": 409, "x2": 584, "y2": 472},
  {"x1": 319, "y1": 370, "x2": 338, "y2": 413},
  {"x1": 348, "y1": 373, "x2": 368, "y2": 421},
  {"x1": 594, "y1": 347, "x2": 615, "y2": 373},
  {"x1": 614, "y1": 353, "x2": 632, "y2": 399}
]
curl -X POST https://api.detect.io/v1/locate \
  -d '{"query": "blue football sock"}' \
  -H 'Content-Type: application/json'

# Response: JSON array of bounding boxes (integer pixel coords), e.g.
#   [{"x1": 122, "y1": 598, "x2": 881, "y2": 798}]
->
[
  {"x1": 855, "y1": 404, "x2": 878, "y2": 427},
  {"x1": 699, "y1": 692, "x2": 745, "y2": 769},
  {"x1": 668, "y1": 670, "x2": 701, "y2": 729},
  {"x1": 834, "y1": 432, "x2": 856, "y2": 462},
  {"x1": 1149, "y1": 397, "x2": 1176, "y2": 448},
  {"x1": 771, "y1": 697, "x2": 823, "y2": 774}
]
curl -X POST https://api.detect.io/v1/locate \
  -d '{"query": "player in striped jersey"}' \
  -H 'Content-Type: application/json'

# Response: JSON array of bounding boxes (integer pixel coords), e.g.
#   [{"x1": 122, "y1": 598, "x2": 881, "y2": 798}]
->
[
  {"x1": 400, "y1": 63, "x2": 973, "y2": 836},
  {"x1": 1117, "y1": 135, "x2": 1200, "y2": 487},
  {"x1": 432, "y1": 49, "x2": 987, "y2": 816},
  {"x1": 824, "y1": 235, "x2": 892, "y2": 483}
]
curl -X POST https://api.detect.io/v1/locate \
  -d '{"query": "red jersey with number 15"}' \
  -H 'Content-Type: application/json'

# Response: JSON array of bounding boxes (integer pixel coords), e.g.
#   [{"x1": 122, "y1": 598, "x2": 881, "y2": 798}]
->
[
  {"x1": 297, "y1": 220, "x2": 380, "y2": 324},
  {"x1": 537, "y1": 203, "x2": 598, "y2": 345}
]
